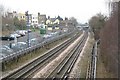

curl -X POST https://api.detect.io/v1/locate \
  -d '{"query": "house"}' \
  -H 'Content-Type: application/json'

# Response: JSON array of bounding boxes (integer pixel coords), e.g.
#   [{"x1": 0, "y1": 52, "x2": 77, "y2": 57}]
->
[
  {"x1": 53, "y1": 19, "x2": 60, "y2": 24},
  {"x1": 6, "y1": 12, "x2": 13, "y2": 19},
  {"x1": 18, "y1": 13, "x2": 26, "y2": 21},
  {"x1": 38, "y1": 13, "x2": 46, "y2": 25},
  {"x1": 31, "y1": 14, "x2": 38, "y2": 28},
  {"x1": 46, "y1": 19, "x2": 51, "y2": 25},
  {"x1": 60, "y1": 20, "x2": 73, "y2": 27},
  {"x1": 46, "y1": 17, "x2": 62, "y2": 31},
  {"x1": 46, "y1": 16, "x2": 63, "y2": 25},
  {"x1": 17, "y1": 13, "x2": 33, "y2": 27},
  {"x1": 13, "y1": 11, "x2": 18, "y2": 18},
  {"x1": 46, "y1": 18, "x2": 56, "y2": 25}
]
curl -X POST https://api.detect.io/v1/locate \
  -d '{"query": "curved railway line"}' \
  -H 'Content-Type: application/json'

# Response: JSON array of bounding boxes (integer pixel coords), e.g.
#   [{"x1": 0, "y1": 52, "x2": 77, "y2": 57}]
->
[
  {"x1": 46, "y1": 32, "x2": 88, "y2": 79},
  {"x1": 2, "y1": 31, "x2": 82, "y2": 80}
]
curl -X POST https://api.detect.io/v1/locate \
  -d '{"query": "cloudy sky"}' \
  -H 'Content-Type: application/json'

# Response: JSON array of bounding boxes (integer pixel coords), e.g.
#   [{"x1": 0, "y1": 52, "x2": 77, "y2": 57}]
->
[{"x1": 0, "y1": 0, "x2": 109, "y2": 23}]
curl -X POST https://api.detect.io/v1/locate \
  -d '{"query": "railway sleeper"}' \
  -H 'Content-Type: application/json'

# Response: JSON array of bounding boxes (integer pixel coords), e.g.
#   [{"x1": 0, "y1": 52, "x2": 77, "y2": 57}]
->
[
  {"x1": 2, "y1": 31, "x2": 79, "y2": 78},
  {"x1": 57, "y1": 36, "x2": 85, "y2": 74}
]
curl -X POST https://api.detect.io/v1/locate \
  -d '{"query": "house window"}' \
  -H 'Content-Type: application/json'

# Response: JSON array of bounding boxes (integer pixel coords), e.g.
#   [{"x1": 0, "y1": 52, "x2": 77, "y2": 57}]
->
[
  {"x1": 33, "y1": 17, "x2": 34, "y2": 19},
  {"x1": 33, "y1": 21, "x2": 34, "y2": 23}
]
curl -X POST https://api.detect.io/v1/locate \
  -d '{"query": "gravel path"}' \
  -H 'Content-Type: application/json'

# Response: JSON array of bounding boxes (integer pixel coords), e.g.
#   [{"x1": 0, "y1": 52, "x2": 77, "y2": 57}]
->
[{"x1": 33, "y1": 32, "x2": 84, "y2": 78}]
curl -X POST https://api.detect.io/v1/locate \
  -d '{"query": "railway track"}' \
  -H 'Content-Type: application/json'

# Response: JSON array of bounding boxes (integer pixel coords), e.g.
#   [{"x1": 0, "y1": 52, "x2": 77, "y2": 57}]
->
[
  {"x1": 46, "y1": 32, "x2": 88, "y2": 79},
  {"x1": 2, "y1": 31, "x2": 82, "y2": 80},
  {"x1": 86, "y1": 41, "x2": 97, "y2": 80}
]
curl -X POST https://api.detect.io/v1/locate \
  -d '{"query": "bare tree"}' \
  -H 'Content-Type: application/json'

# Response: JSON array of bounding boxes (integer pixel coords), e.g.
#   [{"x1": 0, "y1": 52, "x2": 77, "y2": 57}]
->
[
  {"x1": 100, "y1": 1, "x2": 119, "y2": 77},
  {"x1": 89, "y1": 13, "x2": 107, "y2": 40},
  {"x1": 2, "y1": 16, "x2": 14, "y2": 34},
  {"x1": 69, "y1": 17, "x2": 78, "y2": 26},
  {"x1": 1, "y1": 5, "x2": 15, "y2": 35},
  {"x1": 19, "y1": 20, "x2": 26, "y2": 30}
]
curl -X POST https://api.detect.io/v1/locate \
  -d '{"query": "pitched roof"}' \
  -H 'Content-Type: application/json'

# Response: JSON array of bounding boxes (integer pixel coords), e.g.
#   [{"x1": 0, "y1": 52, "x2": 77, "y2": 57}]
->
[{"x1": 50, "y1": 18, "x2": 56, "y2": 22}]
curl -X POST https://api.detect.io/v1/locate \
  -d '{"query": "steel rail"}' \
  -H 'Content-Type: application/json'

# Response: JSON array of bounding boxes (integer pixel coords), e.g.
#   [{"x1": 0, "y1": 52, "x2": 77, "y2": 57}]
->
[
  {"x1": 21, "y1": 32, "x2": 80, "y2": 79},
  {"x1": 46, "y1": 32, "x2": 88, "y2": 79},
  {"x1": 2, "y1": 31, "x2": 81, "y2": 80}
]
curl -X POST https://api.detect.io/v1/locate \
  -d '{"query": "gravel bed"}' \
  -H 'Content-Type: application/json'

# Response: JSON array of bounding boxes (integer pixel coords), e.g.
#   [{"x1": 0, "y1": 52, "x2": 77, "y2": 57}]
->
[
  {"x1": 33, "y1": 33, "x2": 84, "y2": 78},
  {"x1": 2, "y1": 36, "x2": 70, "y2": 78},
  {"x1": 69, "y1": 32, "x2": 95, "y2": 78}
]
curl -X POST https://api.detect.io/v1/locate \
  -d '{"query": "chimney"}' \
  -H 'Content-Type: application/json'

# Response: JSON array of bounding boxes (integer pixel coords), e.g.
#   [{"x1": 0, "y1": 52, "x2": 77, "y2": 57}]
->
[{"x1": 38, "y1": 12, "x2": 40, "y2": 16}]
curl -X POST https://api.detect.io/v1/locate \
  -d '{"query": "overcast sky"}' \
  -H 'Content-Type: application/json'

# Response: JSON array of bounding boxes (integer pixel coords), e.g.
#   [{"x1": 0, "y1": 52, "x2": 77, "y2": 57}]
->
[{"x1": 0, "y1": 0, "x2": 109, "y2": 23}]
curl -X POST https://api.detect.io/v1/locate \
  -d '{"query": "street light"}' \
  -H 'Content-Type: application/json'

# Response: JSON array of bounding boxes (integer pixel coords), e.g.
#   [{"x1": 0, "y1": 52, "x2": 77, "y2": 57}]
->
[{"x1": 25, "y1": 11, "x2": 30, "y2": 47}]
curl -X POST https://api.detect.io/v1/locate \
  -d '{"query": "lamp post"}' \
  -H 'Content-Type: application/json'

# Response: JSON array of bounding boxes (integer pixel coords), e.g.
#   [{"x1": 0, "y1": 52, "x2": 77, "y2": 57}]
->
[{"x1": 25, "y1": 11, "x2": 30, "y2": 47}]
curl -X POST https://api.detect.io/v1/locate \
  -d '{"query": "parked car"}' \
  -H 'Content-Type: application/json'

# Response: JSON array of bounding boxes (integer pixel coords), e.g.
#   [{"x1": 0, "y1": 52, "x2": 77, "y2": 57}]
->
[
  {"x1": 10, "y1": 33, "x2": 21, "y2": 38},
  {"x1": 0, "y1": 45, "x2": 13, "y2": 56},
  {"x1": 11, "y1": 42, "x2": 27, "y2": 51},
  {"x1": 28, "y1": 38, "x2": 38, "y2": 46},
  {"x1": 21, "y1": 30, "x2": 27, "y2": 34},
  {"x1": 63, "y1": 29, "x2": 68, "y2": 32},
  {"x1": 27, "y1": 29, "x2": 32, "y2": 33},
  {"x1": 54, "y1": 32, "x2": 59, "y2": 35},
  {"x1": 43, "y1": 34, "x2": 52, "y2": 39},
  {"x1": 43, "y1": 34, "x2": 49, "y2": 39},
  {"x1": 0, "y1": 36, "x2": 14, "y2": 41},
  {"x1": 16, "y1": 30, "x2": 26, "y2": 36},
  {"x1": 49, "y1": 33, "x2": 55, "y2": 36}
]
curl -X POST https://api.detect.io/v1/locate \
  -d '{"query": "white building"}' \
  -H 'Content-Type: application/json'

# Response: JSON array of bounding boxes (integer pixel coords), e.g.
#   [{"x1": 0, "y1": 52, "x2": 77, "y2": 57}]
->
[{"x1": 31, "y1": 14, "x2": 38, "y2": 28}]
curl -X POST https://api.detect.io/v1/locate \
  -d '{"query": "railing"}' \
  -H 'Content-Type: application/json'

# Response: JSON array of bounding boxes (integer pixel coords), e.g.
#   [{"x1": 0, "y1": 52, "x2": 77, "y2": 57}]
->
[{"x1": 86, "y1": 41, "x2": 98, "y2": 80}]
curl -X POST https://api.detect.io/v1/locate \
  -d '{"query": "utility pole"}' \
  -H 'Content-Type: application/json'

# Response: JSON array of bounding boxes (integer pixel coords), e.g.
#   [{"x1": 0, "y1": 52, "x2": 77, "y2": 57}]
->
[{"x1": 25, "y1": 11, "x2": 30, "y2": 47}]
